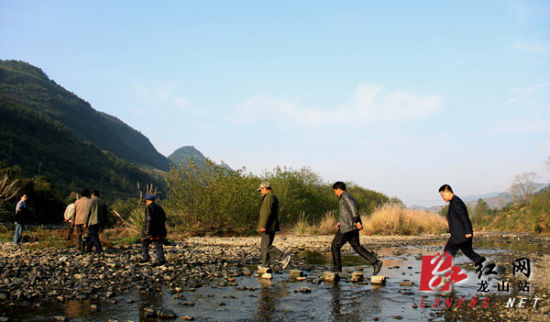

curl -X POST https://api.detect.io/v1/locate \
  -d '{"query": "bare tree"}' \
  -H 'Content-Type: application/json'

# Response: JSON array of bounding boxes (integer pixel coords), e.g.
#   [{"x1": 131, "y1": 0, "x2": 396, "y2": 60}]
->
[
  {"x1": 0, "y1": 174, "x2": 20, "y2": 208},
  {"x1": 510, "y1": 172, "x2": 538, "y2": 205}
]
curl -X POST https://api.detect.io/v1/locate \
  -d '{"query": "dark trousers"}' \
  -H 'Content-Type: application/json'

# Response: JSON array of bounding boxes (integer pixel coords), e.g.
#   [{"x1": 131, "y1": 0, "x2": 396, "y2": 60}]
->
[
  {"x1": 75, "y1": 224, "x2": 87, "y2": 252},
  {"x1": 444, "y1": 237, "x2": 484, "y2": 265},
  {"x1": 331, "y1": 230, "x2": 378, "y2": 272},
  {"x1": 142, "y1": 239, "x2": 165, "y2": 262},
  {"x1": 86, "y1": 225, "x2": 103, "y2": 253},
  {"x1": 260, "y1": 232, "x2": 285, "y2": 266}
]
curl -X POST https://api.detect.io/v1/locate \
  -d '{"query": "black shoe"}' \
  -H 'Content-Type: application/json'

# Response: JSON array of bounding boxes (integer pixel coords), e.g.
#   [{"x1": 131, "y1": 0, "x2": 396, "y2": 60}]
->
[
  {"x1": 475, "y1": 257, "x2": 487, "y2": 268},
  {"x1": 373, "y1": 260, "x2": 383, "y2": 276},
  {"x1": 152, "y1": 260, "x2": 166, "y2": 267}
]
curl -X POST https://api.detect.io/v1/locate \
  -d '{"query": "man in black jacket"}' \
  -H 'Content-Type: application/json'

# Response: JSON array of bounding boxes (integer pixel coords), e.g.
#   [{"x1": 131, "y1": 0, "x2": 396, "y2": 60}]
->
[
  {"x1": 439, "y1": 184, "x2": 485, "y2": 267},
  {"x1": 331, "y1": 182, "x2": 382, "y2": 275},
  {"x1": 140, "y1": 194, "x2": 167, "y2": 266}
]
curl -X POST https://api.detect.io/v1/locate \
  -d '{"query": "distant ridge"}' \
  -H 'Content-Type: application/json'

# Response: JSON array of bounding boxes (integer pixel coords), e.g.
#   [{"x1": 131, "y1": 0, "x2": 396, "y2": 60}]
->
[{"x1": 168, "y1": 146, "x2": 231, "y2": 169}]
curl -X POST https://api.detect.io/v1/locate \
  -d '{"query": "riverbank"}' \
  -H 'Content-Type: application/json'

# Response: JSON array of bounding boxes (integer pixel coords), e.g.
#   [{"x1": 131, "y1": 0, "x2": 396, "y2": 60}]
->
[{"x1": 1, "y1": 232, "x2": 549, "y2": 321}]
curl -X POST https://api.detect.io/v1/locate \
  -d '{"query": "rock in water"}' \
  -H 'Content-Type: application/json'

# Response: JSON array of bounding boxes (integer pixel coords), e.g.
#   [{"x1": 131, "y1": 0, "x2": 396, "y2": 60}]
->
[
  {"x1": 299, "y1": 287, "x2": 312, "y2": 294},
  {"x1": 261, "y1": 273, "x2": 273, "y2": 279},
  {"x1": 323, "y1": 271, "x2": 340, "y2": 283},
  {"x1": 289, "y1": 270, "x2": 303, "y2": 279},
  {"x1": 157, "y1": 309, "x2": 177, "y2": 319},
  {"x1": 351, "y1": 272, "x2": 364, "y2": 281},
  {"x1": 371, "y1": 276, "x2": 387, "y2": 285},
  {"x1": 399, "y1": 281, "x2": 414, "y2": 286},
  {"x1": 257, "y1": 266, "x2": 272, "y2": 274}
]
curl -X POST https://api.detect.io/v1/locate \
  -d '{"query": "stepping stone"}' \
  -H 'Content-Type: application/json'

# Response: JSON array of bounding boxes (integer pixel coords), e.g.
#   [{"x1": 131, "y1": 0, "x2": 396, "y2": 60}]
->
[
  {"x1": 323, "y1": 271, "x2": 340, "y2": 283},
  {"x1": 258, "y1": 266, "x2": 272, "y2": 274},
  {"x1": 399, "y1": 281, "x2": 414, "y2": 286},
  {"x1": 289, "y1": 270, "x2": 303, "y2": 279},
  {"x1": 261, "y1": 273, "x2": 272, "y2": 279},
  {"x1": 371, "y1": 275, "x2": 387, "y2": 285},
  {"x1": 352, "y1": 272, "x2": 364, "y2": 282}
]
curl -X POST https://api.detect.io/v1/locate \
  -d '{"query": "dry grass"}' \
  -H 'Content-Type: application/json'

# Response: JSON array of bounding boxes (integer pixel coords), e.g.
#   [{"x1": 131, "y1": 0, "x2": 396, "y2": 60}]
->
[
  {"x1": 361, "y1": 204, "x2": 448, "y2": 235},
  {"x1": 293, "y1": 211, "x2": 338, "y2": 235}
]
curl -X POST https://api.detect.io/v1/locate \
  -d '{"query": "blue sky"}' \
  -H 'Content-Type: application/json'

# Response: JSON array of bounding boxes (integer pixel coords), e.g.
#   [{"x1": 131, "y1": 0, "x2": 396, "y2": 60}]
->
[{"x1": 1, "y1": 1, "x2": 549, "y2": 206}]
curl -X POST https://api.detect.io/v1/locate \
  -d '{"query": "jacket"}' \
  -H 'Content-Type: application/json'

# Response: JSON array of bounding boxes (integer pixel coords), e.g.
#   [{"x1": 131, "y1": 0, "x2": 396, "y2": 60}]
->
[
  {"x1": 64, "y1": 203, "x2": 75, "y2": 223},
  {"x1": 338, "y1": 191, "x2": 362, "y2": 234},
  {"x1": 74, "y1": 197, "x2": 91, "y2": 225},
  {"x1": 447, "y1": 195, "x2": 474, "y2": 243},
  {"x1": 257, "y1": 191, "x2": 280, "y2": 232},
  {"x1": 85, "y1": 197, "x2": 107, "y2": 227},
  {"x1": 142, "y1": 202, "x2": 167, "y2": 239},
  {"x1": 15, "y1": 200, "x2": 29, "y2": 224}
]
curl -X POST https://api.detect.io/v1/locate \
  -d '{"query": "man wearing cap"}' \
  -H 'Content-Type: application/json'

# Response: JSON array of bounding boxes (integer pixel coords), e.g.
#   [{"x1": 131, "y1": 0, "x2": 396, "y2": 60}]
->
[
  {"x1": 140, "y1": 194, "x2": 167, "y2": 266},
  {"x1": 257, "y1": 182, "x2": 291, "y2": 270}
]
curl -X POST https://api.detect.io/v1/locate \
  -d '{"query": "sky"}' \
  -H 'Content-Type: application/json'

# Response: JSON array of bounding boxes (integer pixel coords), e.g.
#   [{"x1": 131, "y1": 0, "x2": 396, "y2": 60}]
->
[{"x1": 1, "y1": 1, "x2": 549, "y2": 206}]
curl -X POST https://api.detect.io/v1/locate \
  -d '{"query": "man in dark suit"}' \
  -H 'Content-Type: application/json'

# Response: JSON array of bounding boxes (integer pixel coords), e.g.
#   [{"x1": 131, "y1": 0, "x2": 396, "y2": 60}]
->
[{"x1": 439, "y1": 184, "x2": 486, "y2": 267}]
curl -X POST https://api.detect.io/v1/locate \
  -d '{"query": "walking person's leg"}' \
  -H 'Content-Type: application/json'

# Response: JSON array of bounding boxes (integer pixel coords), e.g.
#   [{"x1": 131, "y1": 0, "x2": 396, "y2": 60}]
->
[
  {"x1": 458, "y1": 238, "x2": 485, "y2": 266},
  {"x1": 87, "y1": 225, "x2": 103, "y2": 253},
  {"x1": 266, "y1": 232, "x2": 285, "y2": 261},
  {"x1": 347, "y1": 230, "x2": 382, "y2": 274},
  {"x1": 331, "y1": 230, "x2": 346, "y2": 272},
  {"x1": 75, "y1": 225, "x2": 84, "y2": 252},
  {"x1": 443, "y1": 238, "x2": 461, "y2": 258},
  {"x1": 260, "y1": 232, "x2": 270, "y2": 267},
  {"x1": 13, "y1": 222, "x2": 22, "y2": 245},
  {"x1": 347, "y1": 231, "x2": 378, "y2": 264},
  {"x1": 153, "y1": 240, "x2": 166, "y2": 265},
  {"x1": 141, "y1": 239, "x2": 151, "y2": 262}
]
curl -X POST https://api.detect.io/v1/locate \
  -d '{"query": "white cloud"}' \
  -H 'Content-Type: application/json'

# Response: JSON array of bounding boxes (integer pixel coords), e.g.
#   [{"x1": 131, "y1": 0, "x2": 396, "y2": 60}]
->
[
  {"x1": 230, "y1": 83, "x2": 443, "y2": 126},
  {"x1": 513, "y1": 41, "x2": 550, "y2": 55},
  {"x1": 129, "y1": 82, "x2": 199, "y2": 115},
  {"x1": 506, "y1": 81, "x2": 550, "y2": 104}
]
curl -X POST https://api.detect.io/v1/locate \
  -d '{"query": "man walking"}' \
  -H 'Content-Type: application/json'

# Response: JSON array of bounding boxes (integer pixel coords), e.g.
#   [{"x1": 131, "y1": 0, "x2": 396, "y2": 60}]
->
[
  {"x1": 84, "y1": 190, "x2": 107, "y2": 254},
  {"x1": 140, "y1": 194, "x2": 167, "y2": 266},
  {"x1": 64, "y1": 192, "x2": 77, "y2": 241},
  {"x1": 13, "y1": 193, "x2": 29, "y2": 245},
  {"x1": 438, "y1": 184, "x2": 486, "y2": 267},
  {"x1": 73, "y1": 189, "x2": 92, "y2": 253},
  {"x1": 331, "y1": 182, "x2": 382, "y2": 275},
  {"x1": 257, "y1": 182, "x2": 291, "y2": 270}
]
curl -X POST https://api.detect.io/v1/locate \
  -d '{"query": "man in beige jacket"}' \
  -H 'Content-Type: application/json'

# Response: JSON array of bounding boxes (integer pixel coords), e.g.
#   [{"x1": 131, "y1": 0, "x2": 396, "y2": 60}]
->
[{"x1": 73, "y1": 189, "x2": 92, "y2": 252}]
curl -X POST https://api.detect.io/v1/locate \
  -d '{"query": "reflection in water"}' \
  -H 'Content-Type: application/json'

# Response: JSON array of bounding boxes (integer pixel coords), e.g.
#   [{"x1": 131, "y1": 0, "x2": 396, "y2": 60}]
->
[
  {"x1": 256, "y1": 279, "x2": 276, "y2": 322},
  {"x1": 330, "y1": 283, "x2": 341, "y2": 317},
  {"x1": 64, "y1": 300, "x2": 89, "y2": 318}
]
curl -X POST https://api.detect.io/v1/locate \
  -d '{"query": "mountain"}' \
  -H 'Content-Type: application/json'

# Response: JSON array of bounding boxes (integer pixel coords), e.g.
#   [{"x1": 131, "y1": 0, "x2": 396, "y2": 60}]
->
[
  {"x1": 168, "y1": 146, "x2": 207, "y2": 166},
  {"x1": 0, "y1": 96, "x2": 158, "y2": 199},
  {"x1": 168, "y1": 146, "x2": 232, "y2": 170},
  {"x1": 0, "y1": 60, "x2": 170, "y2": 171},
  {"x1": 465, "y1": 192, "x2": 514, "y2": 210}
]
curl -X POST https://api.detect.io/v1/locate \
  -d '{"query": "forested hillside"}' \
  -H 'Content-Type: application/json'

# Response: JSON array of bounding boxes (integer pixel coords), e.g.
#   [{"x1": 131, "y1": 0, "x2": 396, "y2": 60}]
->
[
  {"x1": 0, "y1": 60, "x2": 170, "y2": 171},
  {"x1": 0, "y1": 97, "x2": 159, "y2": 199}
]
